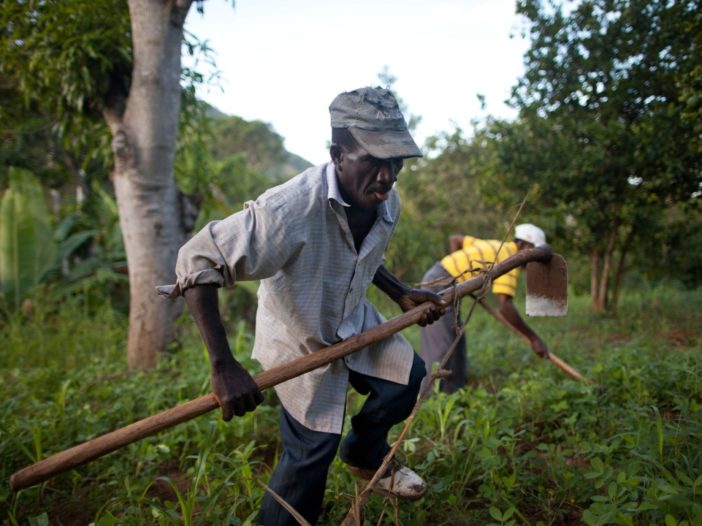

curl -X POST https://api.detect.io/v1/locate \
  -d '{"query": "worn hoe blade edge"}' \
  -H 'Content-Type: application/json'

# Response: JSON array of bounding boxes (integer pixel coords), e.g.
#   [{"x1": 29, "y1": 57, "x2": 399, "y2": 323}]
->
[
  {"x1": 525, "y1": 254, "x2": 568, "y2": 317},
  {"x1": 526, "y1": 294, "x2": 568, "y2": 317}
]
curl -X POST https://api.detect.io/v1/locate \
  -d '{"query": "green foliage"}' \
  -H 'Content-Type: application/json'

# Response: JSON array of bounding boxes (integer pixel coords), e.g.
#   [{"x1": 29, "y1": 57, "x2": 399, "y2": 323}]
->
[
  {"x1": 209, "y1": 116, "x2": 292, "y2": 179},
  {"x1": 386, "y1": 125, "x2": 539, "y2": 283},
  {"x1": 0, "y1": 80, "x2": 83, "y2": 191},
  {"x1": 654, "y1": 203, "x2": 702, "y2": 287},
  {"x1": 1, "y1": 285, "x2": 700, "y2": 524},
  {"x1": 176, "y1": 109, "x2": 313, "y2": 229},
  {"x1": 0, "y1": 169, "x2": 127, "y2": 314},
  {"x1": 207, "y1": 113, "x2": 311, "y2": 186},
  {"x1": 0, "y1": 0, "x2": 131, "y2": 154},
  {"x1": 0, "y1": 168, "x2": 56, "y2": 311},
  {"x1": 0, "y1": 0, "x2": 222, "y2": 209},
  {"x1": 46, "y1": 182, "x2": 129, "y2": 315},
  {"x1": 405, "y1": 128, "x2": 506, "y2": 237}
]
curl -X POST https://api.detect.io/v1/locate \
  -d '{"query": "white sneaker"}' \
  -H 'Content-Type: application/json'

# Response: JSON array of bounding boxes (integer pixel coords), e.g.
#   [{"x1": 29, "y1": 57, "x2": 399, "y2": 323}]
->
[{"x1": 346, "y1": 457, "x2": 427, "y2": 501}]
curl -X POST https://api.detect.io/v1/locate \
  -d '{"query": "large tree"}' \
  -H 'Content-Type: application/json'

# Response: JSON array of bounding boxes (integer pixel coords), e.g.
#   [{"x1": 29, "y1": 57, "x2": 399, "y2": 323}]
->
[
  {"x1": 489, "y1": 0, "x2": 701, "y2": 311},
  {"x1": 1, "y1": 0, "x2": 198, "y2": 368}
]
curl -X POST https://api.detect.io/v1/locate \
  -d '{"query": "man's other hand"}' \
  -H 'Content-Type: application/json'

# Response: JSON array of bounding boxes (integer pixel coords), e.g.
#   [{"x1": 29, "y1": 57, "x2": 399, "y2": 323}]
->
[
  {"x1": 530, "y1": 336, "x2": 550, "y2": 359},
  {"x1": 210, "y1": 357, "x2": 264, "y2": 420},
  {"x1": 397, "y1": 288, "x2": 448, "y2": 326}
]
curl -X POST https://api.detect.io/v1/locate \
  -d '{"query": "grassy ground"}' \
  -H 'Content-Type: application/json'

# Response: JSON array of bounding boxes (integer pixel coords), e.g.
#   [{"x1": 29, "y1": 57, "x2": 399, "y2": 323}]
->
[{"x1": 1, "y1": 284, "x2": 700, "y2": 525}]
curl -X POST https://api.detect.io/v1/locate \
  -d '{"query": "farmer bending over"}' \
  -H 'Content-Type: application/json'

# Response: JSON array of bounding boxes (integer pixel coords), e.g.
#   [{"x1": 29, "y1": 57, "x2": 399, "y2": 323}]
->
[
  {"x1": 159, "y1": 86, "x2": 446, "y2": 525},
  {"x1": 419, "y1": 224, "x2": 550, "y2": 393}
]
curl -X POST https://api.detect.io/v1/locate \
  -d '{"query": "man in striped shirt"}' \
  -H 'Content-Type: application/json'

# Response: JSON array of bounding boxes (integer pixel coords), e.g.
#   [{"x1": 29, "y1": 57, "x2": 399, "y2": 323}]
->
[
  {"x1": 160, "y1": 87, "x2": 446, "y2": 525},
  {"x1": 419, "y1": 224, "x2": 550, "y2": 393}
]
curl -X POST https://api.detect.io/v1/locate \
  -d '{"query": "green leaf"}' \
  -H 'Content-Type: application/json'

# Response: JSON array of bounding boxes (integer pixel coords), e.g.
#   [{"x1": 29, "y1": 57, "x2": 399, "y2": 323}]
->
[
  {"x1": 93, "y1": 511, "x2": 118, "y2": 526},
  {"x1": 52, "y1": 212, "x2": 82, "y2": 242},
  {"x1": 591, "y1": 457, "x2": 604, "y2": 471},
  {"x1": 27, "y1": 513, "x2": 50, "y2": 526},
  {"x1": 0, "y1": 167, "x2": 57, "y2": 309},
  {"x1": 57, "y1": 230, "x2": 98, "y2": 262},
  {"x1": 489, "y1": 506, "x2": 503, "y2": 521}
]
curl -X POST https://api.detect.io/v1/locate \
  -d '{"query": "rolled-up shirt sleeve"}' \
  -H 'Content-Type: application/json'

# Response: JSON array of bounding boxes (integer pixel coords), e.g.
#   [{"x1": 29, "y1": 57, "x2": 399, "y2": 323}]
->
[{"x1": 157, "y1": 193, "x2": 305, "y2": 298}]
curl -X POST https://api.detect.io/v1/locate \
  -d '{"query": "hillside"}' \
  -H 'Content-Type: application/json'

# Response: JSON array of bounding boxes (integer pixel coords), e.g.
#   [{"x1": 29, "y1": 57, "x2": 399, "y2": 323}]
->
[{"x1": 204, "y1": 103, "x2": 313, "y2": 181}]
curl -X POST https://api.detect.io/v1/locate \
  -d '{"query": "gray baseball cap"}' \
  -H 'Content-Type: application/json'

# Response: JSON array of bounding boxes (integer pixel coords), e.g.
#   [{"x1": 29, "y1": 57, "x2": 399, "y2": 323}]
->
[{"x1": 329, "y1": 86, "x2": 423, "y2": 159}]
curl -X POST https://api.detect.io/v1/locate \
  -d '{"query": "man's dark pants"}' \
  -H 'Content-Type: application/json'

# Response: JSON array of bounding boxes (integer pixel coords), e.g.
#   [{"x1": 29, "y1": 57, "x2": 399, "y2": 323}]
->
[
  {"x1": 258, "y1": 352, "x2": 426, "y2": 526},
  {"x1": 419, "y1": 262, "x2": 468, "y2": 393}
]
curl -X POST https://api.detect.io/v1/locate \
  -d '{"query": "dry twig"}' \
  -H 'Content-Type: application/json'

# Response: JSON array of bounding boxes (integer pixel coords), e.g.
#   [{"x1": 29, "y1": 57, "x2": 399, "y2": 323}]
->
[{"x1": 257, "y1": 479, "x2": 311, "y2": 526}]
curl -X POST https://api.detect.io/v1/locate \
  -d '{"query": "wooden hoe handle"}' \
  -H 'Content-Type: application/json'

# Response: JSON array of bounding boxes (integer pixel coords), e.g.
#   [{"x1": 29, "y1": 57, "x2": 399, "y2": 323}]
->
[{"x1": 10, "y1": 248, "x2": 555, "y2": 492}]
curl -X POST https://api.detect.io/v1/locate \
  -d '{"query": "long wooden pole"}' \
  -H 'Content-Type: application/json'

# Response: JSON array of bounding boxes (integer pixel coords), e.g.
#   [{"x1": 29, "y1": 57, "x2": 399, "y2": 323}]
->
[
  {"x1": 10, "y1": 248, "x2": 555, "y2": 492},
  {"x1": 469, "y1": 293, "x2": 587, "y2": 382}
]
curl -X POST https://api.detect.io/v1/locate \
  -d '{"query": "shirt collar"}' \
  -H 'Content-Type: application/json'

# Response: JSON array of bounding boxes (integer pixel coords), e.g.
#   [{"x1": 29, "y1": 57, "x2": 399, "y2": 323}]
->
[
  {"x1": 325, "y1": 161, "x2": 349, "y2": 207},
  {"x1": 324, "y1": 162, "x2": 393, "y2": 223}
]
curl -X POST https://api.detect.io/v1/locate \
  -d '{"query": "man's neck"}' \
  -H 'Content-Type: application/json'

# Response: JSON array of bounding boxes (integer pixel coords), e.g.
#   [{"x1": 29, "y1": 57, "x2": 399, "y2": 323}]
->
[{"x1": 345, "y1": 206, "x2": 377, "y2": 252}]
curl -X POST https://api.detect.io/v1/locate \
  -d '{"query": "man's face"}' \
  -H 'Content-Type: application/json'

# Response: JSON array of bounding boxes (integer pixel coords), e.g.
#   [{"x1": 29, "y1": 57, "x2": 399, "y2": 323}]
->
[
  {"x1": 515, "y1": 240, "x2": 535, "y2": 251},
  {"x1": 333, "y1": 143, "x2": 404, "y2": 210}
]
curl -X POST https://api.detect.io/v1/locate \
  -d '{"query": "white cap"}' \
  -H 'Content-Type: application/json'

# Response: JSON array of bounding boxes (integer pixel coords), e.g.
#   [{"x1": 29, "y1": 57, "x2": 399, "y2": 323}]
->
[{"x1": 515, "y1": 223, "x2": 547, "y2": 247}]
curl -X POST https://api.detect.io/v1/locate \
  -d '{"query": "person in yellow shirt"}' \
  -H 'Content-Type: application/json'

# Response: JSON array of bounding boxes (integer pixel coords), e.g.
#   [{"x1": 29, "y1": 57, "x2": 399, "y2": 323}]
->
[{"x1": 420, "y1": 224, "x2": 550, "y2": 393}]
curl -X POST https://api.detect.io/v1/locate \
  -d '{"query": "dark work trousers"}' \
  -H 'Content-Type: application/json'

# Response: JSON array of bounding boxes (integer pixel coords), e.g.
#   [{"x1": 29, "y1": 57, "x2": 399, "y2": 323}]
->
[
  {"x1": 258, "y1": 352, "x2": 426, "y2": 526},
  {"x1": 419, "y1": 262, "x2": 468, "y2": 393}
]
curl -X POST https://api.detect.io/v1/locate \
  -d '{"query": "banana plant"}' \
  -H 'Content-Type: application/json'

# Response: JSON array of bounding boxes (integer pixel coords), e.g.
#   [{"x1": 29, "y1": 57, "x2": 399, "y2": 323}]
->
[
  {"x1": 0, "y1": 168, "x2": 130, "y2": 314},
  {"x1": 0, "y1": 167, "x2": 57, "y2": 311}
]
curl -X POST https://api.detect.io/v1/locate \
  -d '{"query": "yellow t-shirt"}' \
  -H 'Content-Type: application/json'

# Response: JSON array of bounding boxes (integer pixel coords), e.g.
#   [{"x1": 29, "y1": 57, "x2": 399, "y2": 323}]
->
[{"x1": 440, "y1": 236, "x2": 520, "y2": 297}]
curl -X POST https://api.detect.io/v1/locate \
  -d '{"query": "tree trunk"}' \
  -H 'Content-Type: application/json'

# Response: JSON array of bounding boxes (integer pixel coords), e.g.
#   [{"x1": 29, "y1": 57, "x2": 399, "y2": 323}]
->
[
  {"x1": 610, "y1": 225, "x2": 634, "y2": 314},
  {"x1": 590, "y1": 247, "x2": 603, "y2": 312},
  {"x1": 590, "y1": 223, "x2": 621, "y2": 314},
  {"x1": 106, "y1": 0, "x2": 193, "y2": 370},
  {"x1": 597, "y1": 226, "x2": 617, "y2": 312}
]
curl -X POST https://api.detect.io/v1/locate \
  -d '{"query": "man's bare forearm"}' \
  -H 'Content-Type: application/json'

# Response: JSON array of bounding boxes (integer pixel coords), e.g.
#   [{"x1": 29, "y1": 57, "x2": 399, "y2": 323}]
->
[
  {"x1": 183, "y1": 284, "x2": 235, "y2": 367},
  {"x1": 499, "y1": 296, "x2": 536, "y2": 339},
  {"x1": 498, "y1": 294, "x2": 548, "y2": 357},
  {"x1": 183, "y1": 283, "x2": 263, "y2": 418},
  {"x1": 372, "y1": 265, "x2": 411, "y2": 303}
]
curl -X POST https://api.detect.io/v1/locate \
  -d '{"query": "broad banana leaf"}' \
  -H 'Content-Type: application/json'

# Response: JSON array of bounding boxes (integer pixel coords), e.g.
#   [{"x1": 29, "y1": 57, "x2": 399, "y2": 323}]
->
[{"x1": 0, "y1": 168, "x2": 57, "y2": 310}]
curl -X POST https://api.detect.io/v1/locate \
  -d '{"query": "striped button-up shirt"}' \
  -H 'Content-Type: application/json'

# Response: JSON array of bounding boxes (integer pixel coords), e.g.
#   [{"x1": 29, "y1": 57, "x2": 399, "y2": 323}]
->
[{"x1": 160, "y1": 162, "x2": 413, "y2": 433}]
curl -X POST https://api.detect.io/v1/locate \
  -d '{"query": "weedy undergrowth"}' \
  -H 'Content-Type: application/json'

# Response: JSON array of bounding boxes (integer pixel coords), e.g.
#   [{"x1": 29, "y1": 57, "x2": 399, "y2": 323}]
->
[{"x1": 1, "y1": 284, "x2": 700, "y2": 525}]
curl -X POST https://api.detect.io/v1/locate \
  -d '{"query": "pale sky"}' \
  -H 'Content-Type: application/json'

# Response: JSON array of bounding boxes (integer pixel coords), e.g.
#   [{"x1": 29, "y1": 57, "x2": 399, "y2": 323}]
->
[{"x1": 184, "y1": 0, "x2": 530, "y2": 165}]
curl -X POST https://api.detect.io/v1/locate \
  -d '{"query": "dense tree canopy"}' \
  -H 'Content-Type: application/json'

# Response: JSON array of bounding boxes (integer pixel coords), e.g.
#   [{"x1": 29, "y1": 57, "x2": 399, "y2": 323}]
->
[
  {"x1": 484, "y1": 0, "x2": 702, "y2": 310},
  {"x1": 0, "y1": 0, "x2": 129, "y2": 164}
]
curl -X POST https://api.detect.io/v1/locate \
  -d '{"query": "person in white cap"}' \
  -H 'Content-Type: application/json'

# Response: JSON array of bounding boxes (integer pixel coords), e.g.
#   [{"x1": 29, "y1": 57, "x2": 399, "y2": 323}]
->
[
  {"x1": 419, "y1": 224, "x2": 550, "y2": 393},
  {"x1": 158, "y1": 87, "x2": 446, "y2": 525}
]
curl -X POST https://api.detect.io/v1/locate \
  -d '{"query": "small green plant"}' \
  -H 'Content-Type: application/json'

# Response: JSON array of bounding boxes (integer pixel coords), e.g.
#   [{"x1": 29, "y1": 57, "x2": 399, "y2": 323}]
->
[{"x1": 488, "y1": 505, "x2": 517, "y2": 526}]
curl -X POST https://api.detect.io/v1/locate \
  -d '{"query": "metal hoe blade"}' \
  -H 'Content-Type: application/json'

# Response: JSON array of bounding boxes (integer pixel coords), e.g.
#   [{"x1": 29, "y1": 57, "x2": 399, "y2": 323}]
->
[{"x1": 525, "y1": 253, "x2": 568, "y2": 317}]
